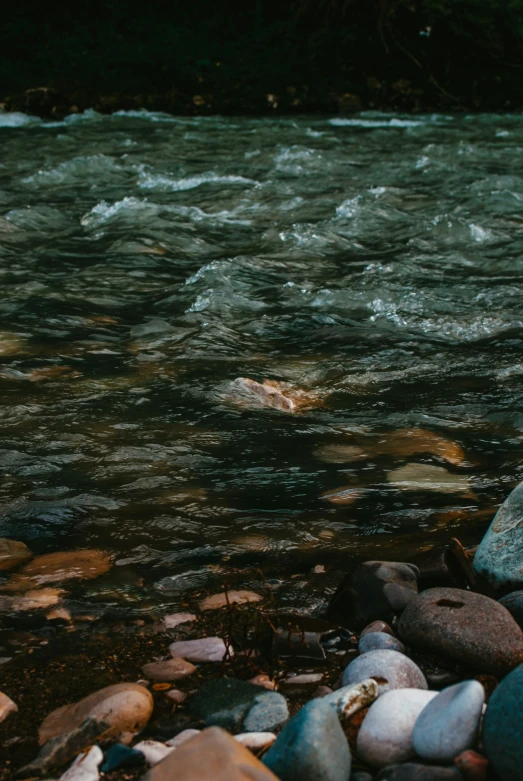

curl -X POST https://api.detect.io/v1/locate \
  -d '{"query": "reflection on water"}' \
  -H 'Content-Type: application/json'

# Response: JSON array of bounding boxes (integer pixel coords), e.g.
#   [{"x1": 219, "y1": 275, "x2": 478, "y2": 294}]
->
[{"x1": 1, "y1": 109, "x2": 523, "y2": 619}]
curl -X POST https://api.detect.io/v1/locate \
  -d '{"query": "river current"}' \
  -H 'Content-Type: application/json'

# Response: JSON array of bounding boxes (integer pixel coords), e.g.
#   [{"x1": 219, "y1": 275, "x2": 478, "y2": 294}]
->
[{"x1": 1, "y1": 109, "x2": 523, "y2": 619}]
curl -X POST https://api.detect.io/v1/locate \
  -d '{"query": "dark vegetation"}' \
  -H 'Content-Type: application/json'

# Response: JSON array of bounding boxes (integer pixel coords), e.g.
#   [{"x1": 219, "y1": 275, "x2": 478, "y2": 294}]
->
[{"x1": 2, "y1": 0, "x2": 523, "y2": 116}]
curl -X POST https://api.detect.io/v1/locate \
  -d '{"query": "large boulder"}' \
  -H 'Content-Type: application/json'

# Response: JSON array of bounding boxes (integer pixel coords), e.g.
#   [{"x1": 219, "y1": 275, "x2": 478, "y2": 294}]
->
[{"x1": 474, "y1": 481, "x2": 523, "y2": 591}]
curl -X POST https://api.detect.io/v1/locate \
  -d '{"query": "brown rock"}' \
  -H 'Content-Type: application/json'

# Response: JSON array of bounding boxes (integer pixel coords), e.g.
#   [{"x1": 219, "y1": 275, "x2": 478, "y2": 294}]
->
[
  {"x1": 454, "y1": 749, "x2": 489, "y2": 781},
  {"x1": 360, "y1": 620, "x2": 395, "y2": 637},
  {"x1": 142, "y1": 658, "x2": 197, "y2": 682},
  {"x1": 0, "y1": 538, "x2": 32, "y2": 571},
  {"x1": 0, "y1": 691, "x2": 17, "y2": 723},
  {"x1": 142, "y1": 726, "x2": 280, "y2": 781},
  {"x1": 398, "y1": 587, "x2": 523, "y2": 675},
  {"x1": 39, "y1": 682, "x2": 153, "y2": 745},
  {"x1": 2, "y1": 549, "x2": 111, "y2": 592},
  {"x1": 199, "y1": 590, "x2": 263, "y2": 611}
]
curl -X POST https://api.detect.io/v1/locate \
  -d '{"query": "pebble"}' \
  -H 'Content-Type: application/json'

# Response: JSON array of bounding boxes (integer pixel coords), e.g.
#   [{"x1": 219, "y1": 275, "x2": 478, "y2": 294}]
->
[
  {"x1": 387, "y1": 463, "x2": 471, "y2": 494},
  {"x1": 163, "y1": 613, "x2": 197, "y2": 629},
  {"x1": 358, "y1": 632, "x2": 405, "y2": 654},
  {"x1": 2, "y1": 549, "x2": 111, "y2": 592},
  {"x1": 199, "y1": 590, "x2": 262, "y2": 610},
  {"x1": 0, "y1": 538, "x2": 32, "y2": 571},
  {"x1": 142, "y1": 658, "x2": 196, "y2": 682},
  {"x1": 2, "y1": 587, "x2": 64, "y2": 612},
  {"x1": 454, "y1": 749, "x2": 489, "y2": 781},
  {"x1": 230, "y1": 377, "x2": 295, "y2": 413},
  {"x1": 482, "y1": 661, "x2": 523, "y2": 780},
  {"x1": 284, "y1": 673, "x2": 323, "y2": 685},
  {"x1": 357, "y1": 688, "x2": 437, "y2": 767},
  {"x1": 100, "y1": 743, "x2": 145, "y2": 772},
  {"x1": 499, "y1": 591, "x2": 523, "y2": 629},
  {"x1": 263, "y1": 699, "x2": 352, "y2": 781},
  {"x1": 169, "y1": 637, "x2": 233, "y2": 663},
  {"x1": 142, "y1": 726, "x2": 280, "y2": 781},
  {"x1": 165, "y1": 729, "x2": 201, "y2": 748},
  {"x1": 0, "y1": 691, "x2": 18, "y2": 723},
  {"x1": 59, "y1": 746, "x2": 103, "y2": 781},
  {"x1": 375, "y1": 763, "x2": 463, "y2": 780},
  {"x1": 342, "y1": 649, "x2": 427, "y2": 694},
  {"x1": 133, "y1": 740, "x2": 174, "y2": 765},
  {"x1": 473, "y1": 478, "x2": 523, "y2": 590},
  {"x1": 360, "y1": 620, "x2": 395, "y2": 637},
  {"x1": 412, "y1": 680, "x2": 485, "y2": 762},
  {"x1": 190, "y1": 677, "x2": 289, "y2": 734},
  {"x1": 234, "y1": 732, "x2": 276, "y2": 750},
  {"x1": 398, "y1": 587, "x2": 523, "y2": 675},
  {"x1": 249, "y1": 673, "x2": 277, "y2": 690},
  {"x1": 322, "y1": 678, "x2": 379, "y2": 720},
  {"x1": 165, "y1": 689, "x2": 187, "y2": 705},
  {"x1": 39, "y1": 683, "x2": 154, "y2": 745}
]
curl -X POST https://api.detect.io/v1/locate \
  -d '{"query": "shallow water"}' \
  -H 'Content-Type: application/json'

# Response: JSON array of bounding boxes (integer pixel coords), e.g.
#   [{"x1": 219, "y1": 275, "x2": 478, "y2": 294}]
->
[{"x1": 1, "y1": 109, "x2": 523, "y2": 618}]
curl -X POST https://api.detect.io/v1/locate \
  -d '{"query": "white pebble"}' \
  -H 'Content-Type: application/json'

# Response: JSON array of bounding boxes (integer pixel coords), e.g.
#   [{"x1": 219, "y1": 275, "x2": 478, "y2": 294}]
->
[{"x1": 59, "y1": 746, "x2": 103, "y2": 781}]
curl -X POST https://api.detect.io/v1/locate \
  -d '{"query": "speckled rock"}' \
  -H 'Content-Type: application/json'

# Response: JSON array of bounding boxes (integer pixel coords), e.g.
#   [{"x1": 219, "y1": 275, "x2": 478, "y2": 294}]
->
[
  {"x1": 141, "y1": 658, "x2": 196, "y2": 682},
  {"x1": 263, "y1": 699, "x2": 351, "y2": 781},
  {"x1": 190, "y1": 677, "x2": 288, "y2": 734},
  {"x1": 358, "y1": 632, "x2": 405, "y2": 654},
  {"x1": 482, "y1": 662, "x2": 523, "y2": 780},
  {"x1": 169, "y1": 637, "x2": 232, "y2": 663},
  {"x1": 473, "y1": 480, "x2": 523, "y2": 590},
  {"x1": 39, "y1": 683, "x2": 154, "y2": 745},
  {"x1": 142, "y1": 727, "x2": 280, "y2": 781},
  {"x1": 375, "y1": 763, "x2": 463, "y2": 780},
  {"x1": 398, "y1": 587, "x2": 523, "y2": 675},
  {"x1": 357, "y1": 688, "x2": 437, "y2": 767},
  {"x1": 342, "y1": 649, "x2": 427, "y2": 694},
  {"x1": 412, "y1": 680, "x2": 485, "y2": 761}
]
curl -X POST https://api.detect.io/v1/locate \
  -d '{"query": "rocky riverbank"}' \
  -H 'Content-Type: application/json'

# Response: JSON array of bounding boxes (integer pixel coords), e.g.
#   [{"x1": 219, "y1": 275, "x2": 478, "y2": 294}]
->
[{"x1": 1, "y1": 478, "x2": 523, "y2": 780}]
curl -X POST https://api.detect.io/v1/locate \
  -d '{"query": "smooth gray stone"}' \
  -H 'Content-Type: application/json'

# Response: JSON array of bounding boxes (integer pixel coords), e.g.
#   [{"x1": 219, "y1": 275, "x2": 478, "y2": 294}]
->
[
  {"x1": 263, "y1": 699, "x2": 351, "y2": 781},
  {"x1": 483, "y1": 662, "x2": 523, "y2": 781},
  {"x1": 412, "y1": 680, "x2": 484, "y2": 761},
  {"x1": 358, "y1": 632, "x2": 405, "y2": 654},
  {"x1": 190, "y1": 678, "x2": 288, "y2": 734},
  {"x1": 342, "y1": 649, "x2": 427, "y2": 695},
  {"x1": 375, "y1": 763, "x2": 463, "y2": 780},
  {"x1": 473, "y1": 480, "x2": 523, "y2": 590}
]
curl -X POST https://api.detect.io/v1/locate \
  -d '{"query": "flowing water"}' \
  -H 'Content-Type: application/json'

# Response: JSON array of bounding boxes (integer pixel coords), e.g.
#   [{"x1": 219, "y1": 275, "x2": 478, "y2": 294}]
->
[{"x1": 1, "y1": 109, "x2": 523, "y2": 622}]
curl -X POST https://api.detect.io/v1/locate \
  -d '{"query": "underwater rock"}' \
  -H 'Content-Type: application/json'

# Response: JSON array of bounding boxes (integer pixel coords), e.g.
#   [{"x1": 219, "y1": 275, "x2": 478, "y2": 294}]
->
[
  {"x1": 2, "y1": 549, "x2": 112, "y2": 592},
  {"x1": 199, "y1": 590, "x2": 263, "y2": 610},
  {"x1": 0, "y1": 538, "x2": 32, "y2": 570}
]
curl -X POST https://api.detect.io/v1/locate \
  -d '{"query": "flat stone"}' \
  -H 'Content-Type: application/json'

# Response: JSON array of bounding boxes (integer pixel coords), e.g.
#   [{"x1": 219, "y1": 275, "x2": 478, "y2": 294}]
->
[
  {"x1": 412, "y1": 680, "x2": 485, "y2": 761},
  {"x1": 16, "y1": 717, "x2": 108, "y2": 778},
  {"x1": 263, "y1": 699, "x2": 352, "y2": 781},
  {"x1": 101, "y1": 743, "x2": 146, "y2": 772},
  {"x1": 142, "y1": 658, "x2": 196, "y2": 682},
  {"x1": 142, "y1": 726, "x2": 280, "y2": 781},
  {"x1": 499, "y1": 591, "x2": 523, "y2": 629},
  {"x1": 358, "y1": 632, "x2": 405, "y2": 654},
  {"x1": 398, "y1": 587, "x2": 523, "y2": 675},
  {"x1": 39, "y1": 683, "x2": 153, "y2": 745},
  {"x1": 482, "y1": 662, "x2": 523, "y2": 780},
  {"x1": 234, "y1": 732, "x2": 276, "y2": 750},
  {"x1": 473, "y1": 479, "x2": 523, "y2": 590},
  {"x1": 190, "y1": 677, "x2": 288, "y2": 734},
  {"x1": 387, "y1": 463, "x2": 471, "y2": 494},
  {"x1": 0, "y1": 538, "x2": 32, "y2": 571},
  {"x1": 2, "y1": 549, "x2": 111, "y2": 592},
  {"x1": 375, "y1": 763, "x2": 463, "y2": 780},
  {"x1": 0, "y1": 691, "x2": 18, "y2": 723},
  {"x1": 284, "y1": 673, "x2": 323, "y2": 685},
  {"x1": 163, "y1": 613, "x2": 197, "y2": 629},
  {"x1": 328, "y1": 560, "x2": 419, "y2": 628},
  {"x1": 59, "y1": 745, "x2": 103, "y2": 781},
  {"x1": 199, "y1": 590, "x2": 262, "y2": 610},
  {"x1": 133, "y1": 740, "x2": 173, "y2": 765},
  {"x1": 454, "y1": 750, "x2": 489, "y2": 781},
  {"x1": 357, "y1": 688, "x2": 437, "y2": 767},
  {"x1": 342, "y1": 649, "x2": 427, "y2": 694},
  {"x1": 169, "y1": 637, "x2": 232, "y2": 663}
]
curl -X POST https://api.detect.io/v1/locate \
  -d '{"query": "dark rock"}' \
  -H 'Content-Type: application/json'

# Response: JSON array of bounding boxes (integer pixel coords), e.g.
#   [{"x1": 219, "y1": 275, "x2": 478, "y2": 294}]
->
[
  {"x1": 499, "y1": 591, "x2": 523, "y2": 630},
  {"x1": 473, "y1": 479, "x2": 523, "y2": 591},
  {"x1": 454, "y1": 749, "x2": 489, "y2": 781},
  {"x1": 137, "y1": 712, "x2": 204, "y2": 742},
  {"x1": 328, "y1": 561, "x2": 419, "y2": 629},
  {"x1": 360, "y1": 620, "x2": 395, "y2": 637},
  {"x1": 398, "y1": 587, "x2": 523, "y2": 675},
  {"x1": 375, "y1": 763, "x2": 463, "y2": 780},
  {"x1": 190, "y1": 678, "x2": 288, "y2": 734},
  {"x1": 482, "y1": 662, "x2": 523, "y2": 781},
  {"x1": 263, "y1": 699, "x2": 351, "y2": 781},
  {"x1": 101, "y1": 743, "x2": 145, "y2": 772},
  {"x1": 15, "y1": 717, "x2": 108, "y2": 777},
  {"x1": 351, "y1": 774, "x2": 373, "y2": 781},
  {"x1": 270, "y1": 613, "x2": 342, "y2": 664}
]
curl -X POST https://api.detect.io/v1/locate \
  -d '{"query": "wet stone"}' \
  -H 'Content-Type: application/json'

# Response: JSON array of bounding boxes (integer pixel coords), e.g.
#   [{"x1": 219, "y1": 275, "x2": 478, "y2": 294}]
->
[
  {"x1": 342, "y1": 649, "x2": 427, "y2": 694},
  {"x1": 473, "y1": 478, "x2": 523, "y2": 590},
  {"x1": 142, "y1": 658, "x2": 196, "y2": 682},
  {"x1": 398, "y1": 587, "x2": 523, "y2": 675},
  {"x1": 358, "y1": 632, "x2": 405, "y2": 654},
  {"x1": 263, "y1": 699, "x2": 352, "y2": 781},
  {"x1": 0, "y1": 538, "x2": 32, "y2": 571},
  {"x1": 189, "y1": 677, "x2": 289, "y2": 734}
]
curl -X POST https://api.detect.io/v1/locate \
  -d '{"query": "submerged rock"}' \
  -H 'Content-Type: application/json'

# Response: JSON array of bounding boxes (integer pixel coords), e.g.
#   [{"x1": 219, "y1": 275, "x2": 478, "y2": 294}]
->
[
  {"x1": 142, "y1": 726, "x2": 280, "y2": 781},
  {"x1": 0, "y1": 538, "x2": 32, "y2": 570},
  {"x1": 2, "y1": 549, "x2": 111, "y2": 592},
  {"x1": 473, "y1": 480, "x2": 523, "y2": 590},
  {"x1": 199, "y1": 590, "x2": 262, "y2": 610},
  {"x1": 229, "y1": 377, "x2": 296, "y2": 412},
  {"x1": 387, "y1": 463, "x2": 472, "y2": 494},
  {"x1": 315, "y1": 429, "x2": 466, "y2": 466},
  {"x1": 263, "y1": 699, "x2": 352, "y2": 781},
  {"x1": 39, "y1": 683, "x2": 153, "y2": 745},
  {"x1": 398, "y1": 587, "x2": 523, "y2": 675}
]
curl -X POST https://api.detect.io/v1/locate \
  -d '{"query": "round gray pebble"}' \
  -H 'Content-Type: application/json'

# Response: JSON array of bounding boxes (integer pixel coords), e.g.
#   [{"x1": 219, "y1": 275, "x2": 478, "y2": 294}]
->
[{"x1": 358, "y1": 632, "x2": 405, "y2": 654}]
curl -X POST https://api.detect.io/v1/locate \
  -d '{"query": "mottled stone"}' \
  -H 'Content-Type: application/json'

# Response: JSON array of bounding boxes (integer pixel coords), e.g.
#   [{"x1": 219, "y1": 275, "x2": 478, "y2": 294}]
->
[
  {"x1": 142, "y1": 726, "x2": 280, "y2": 781},
  {"x1": 482, "y1": 662, "x2": 523, "y2": 780},
  {"x1": 39, "y1": 684, "x2": 153, "y2": 745},
  {"x1": 398, "y1": 587, "x2": 523, "y2": 675},
  {"x1": 0, "y1": 538, "x2": 32, "y2": 571},
  {"x1": 358, "y1": 632, "x2": 405, "y2": 654},
  {"x1": 142, "y1": 658, "x2": 196, "y2": 682},
  {"x1": 473, "y1": 480, "x2": 523, "y2": 590},
  {"x1": 0, "y1": 691, "x2": 18, "y2": 723},
  {"x1": 190, "y1": 678, "x2": 288, "y2": 734},
  {"x1": 169, "y1": 637, "x2": 232, "y2": 663},
  {"x1": 357, "y1": 688, "x2": 437, "y2": 767},
  {"x1": 342, "y1": 649, "x2": 427, "y2": 694},
  {"x1": 322, "y1": 679, "x2": 379, "y2": 720},
  {"x1": 263, "y1": 699, "x2": 351, "y2": 781},
  {"x1": 375, "y1": 763, "x2": 463, "y2": 780},
  {"x1": 199, "y1": 590, "x2": 262, "y2": 610},
  {"x1": 412, "y1": 680, "x2": 485, "y2": 761}
]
